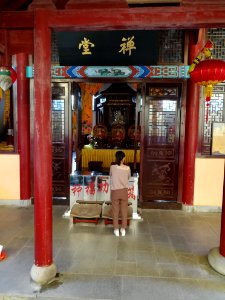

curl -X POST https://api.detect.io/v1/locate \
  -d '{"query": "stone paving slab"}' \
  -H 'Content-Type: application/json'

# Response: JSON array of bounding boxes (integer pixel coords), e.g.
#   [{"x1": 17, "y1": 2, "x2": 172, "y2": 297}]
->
[{"x1": 0, "y1": 206, "x2": 224, "y2": 300}]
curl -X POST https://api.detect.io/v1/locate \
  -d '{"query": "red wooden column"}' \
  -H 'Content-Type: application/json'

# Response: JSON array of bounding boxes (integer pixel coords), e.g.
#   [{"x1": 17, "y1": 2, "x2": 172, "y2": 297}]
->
[
  {"x1": 16, "y1": 53, "x2": 31, "y2": 201},
  {"x1": 208, "y1": 162, "x2": 225, "y2": 274},
  {"x1": 220, "y1": 163, "x2": 225, "y2": 256},
  {"x1": 182, "y1": 31, "x2": 202, "y2": 206},
  {"x1": 1, "y1": 29, "x2": 10, "y2": 66},
  {"x1": 30, "y1": 9, "x2": 56, "y2": 285}
]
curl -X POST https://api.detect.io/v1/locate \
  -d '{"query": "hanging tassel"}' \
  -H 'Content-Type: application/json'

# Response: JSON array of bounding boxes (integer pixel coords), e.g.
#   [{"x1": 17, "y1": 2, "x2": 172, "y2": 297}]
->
[
  {"x1": 205, "y1": 98, "x2": 211, "y2": 123},
  {"x1": 204, "y1": 85, "x2": 213, "y2": 123}
]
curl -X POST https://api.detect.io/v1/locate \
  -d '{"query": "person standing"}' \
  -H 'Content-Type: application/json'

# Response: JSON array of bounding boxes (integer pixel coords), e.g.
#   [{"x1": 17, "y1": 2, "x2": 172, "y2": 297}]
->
[{"x1": 110, "y1": 151, "x2": 131, "y2": 237}]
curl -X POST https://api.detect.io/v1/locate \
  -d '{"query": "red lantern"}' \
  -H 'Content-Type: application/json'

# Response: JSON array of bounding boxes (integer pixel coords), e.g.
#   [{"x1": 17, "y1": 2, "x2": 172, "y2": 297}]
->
[{"x1": 190, "y1": 59, "x2": 225, "y2": 122}]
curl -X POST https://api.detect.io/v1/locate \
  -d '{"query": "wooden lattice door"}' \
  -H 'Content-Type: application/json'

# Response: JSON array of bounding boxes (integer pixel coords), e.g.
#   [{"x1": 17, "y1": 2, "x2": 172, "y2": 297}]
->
[
  {"x1": 141, "y1": 83, "x2": 181, "y2": 206},
  {"x1": 51, "y1": 82, "x2": 70, "y2": 204}
]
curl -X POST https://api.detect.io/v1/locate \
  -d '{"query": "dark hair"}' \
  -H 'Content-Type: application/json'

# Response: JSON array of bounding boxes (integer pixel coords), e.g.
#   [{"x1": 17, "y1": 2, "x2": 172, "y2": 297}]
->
[{"x1": 115, "y1": 151, "x2": 125, "y2": 166}]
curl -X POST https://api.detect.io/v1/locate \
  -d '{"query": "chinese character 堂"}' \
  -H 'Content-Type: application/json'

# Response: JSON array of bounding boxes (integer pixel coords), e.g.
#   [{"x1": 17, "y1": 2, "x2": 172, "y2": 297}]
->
[{"x1": 78, "y1": 37, "x2": 95, "y2": 55}]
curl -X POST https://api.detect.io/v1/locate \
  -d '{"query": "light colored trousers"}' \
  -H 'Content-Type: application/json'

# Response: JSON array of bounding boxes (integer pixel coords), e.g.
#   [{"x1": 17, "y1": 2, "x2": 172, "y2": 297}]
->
[{"x1": 111, "y1": 188, "x2": 128, "y2": 229}]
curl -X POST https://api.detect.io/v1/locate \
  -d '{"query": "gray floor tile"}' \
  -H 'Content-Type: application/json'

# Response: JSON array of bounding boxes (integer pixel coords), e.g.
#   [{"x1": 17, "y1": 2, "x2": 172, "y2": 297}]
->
[
  {"x1": 121, "y1": 277, "x2": 184, "y2": 300},
  {"x1": 0, "y1": 206, "x2": 225, "y2": 300}
]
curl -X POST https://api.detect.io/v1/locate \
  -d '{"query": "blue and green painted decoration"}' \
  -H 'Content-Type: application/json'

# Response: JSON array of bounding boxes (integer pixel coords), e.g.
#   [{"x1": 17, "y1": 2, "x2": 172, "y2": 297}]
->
[{"x1": 26, "y1": 65, "x2": 190, "y2": 79}]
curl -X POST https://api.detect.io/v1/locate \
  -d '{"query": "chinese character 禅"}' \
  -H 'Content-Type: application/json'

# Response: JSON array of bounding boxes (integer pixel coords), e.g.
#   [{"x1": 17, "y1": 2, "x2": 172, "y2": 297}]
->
[{"x1": 119, "y1": 36, "x2": 136, "y2": 56}]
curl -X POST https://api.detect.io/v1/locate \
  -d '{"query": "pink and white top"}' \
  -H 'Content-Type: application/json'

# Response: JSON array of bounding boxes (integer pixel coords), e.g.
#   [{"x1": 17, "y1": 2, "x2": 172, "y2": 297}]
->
[{"x1": 110, "y1": 164, "x2": 131, "y2": 190}]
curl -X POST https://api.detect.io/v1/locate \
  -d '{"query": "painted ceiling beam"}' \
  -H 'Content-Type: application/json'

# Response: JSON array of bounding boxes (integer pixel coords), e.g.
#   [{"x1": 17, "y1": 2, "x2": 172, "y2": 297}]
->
[{"x1": 26, "y1": 65, "x2": 190, "y2": 79}]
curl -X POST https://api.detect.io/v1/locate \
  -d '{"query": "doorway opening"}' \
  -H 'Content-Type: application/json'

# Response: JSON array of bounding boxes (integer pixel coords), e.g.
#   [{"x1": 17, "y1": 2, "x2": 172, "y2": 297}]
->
[{"x1": 51, "y1": 79, "x2": 184, "y2": 210}]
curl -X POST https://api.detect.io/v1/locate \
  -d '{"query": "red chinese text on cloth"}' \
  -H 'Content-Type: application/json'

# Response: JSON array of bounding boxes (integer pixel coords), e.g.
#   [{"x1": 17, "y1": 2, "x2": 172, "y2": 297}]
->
[
  {"x1": 98, "y1": 181, "x2": 109, "y2": 194},
  {"x1": 128, "y1": 186, "x2": 135, "y2": 200},
  {"x1": 71, "y1": 184, "x2": 83, "y2": 197},
  {"x1": 85, "y1": 182, "x2": 96, "y2": 195}
]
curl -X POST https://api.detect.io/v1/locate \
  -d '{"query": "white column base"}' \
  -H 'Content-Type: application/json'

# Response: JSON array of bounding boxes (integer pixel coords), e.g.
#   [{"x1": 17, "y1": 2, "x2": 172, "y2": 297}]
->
[
  {"x1": 208, "y1": 247, "x2": 225, "y2": 275},
  {"x1": 30, "y1": 263, "x2": 57, "y2": 288}
]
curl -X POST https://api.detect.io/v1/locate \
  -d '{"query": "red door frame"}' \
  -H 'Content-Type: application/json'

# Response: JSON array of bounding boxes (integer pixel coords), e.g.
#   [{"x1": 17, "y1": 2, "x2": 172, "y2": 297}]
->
[{"x1": 33, "y1": 5, "x2": 225, "y2": 265}]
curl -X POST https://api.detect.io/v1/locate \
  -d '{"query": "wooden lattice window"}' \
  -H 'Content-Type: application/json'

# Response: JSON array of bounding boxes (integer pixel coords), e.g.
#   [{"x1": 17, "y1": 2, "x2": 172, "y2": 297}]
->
[
  {"x1": 208, "y1": 28, "x2": 225, "y2": 61},
  {"x1": 158, "y1": 30, "x2": 184, "y2": 64},
  {"x1": 148, "y1": 86, "x2": 179, "y2": 145},
  {"x1": 200, "y1": 28, "x2": 225, "y2": 155},
  {"x1": 52, "y1": 99, "x2": 65, "y2": 143},
  {"x1": 200, "y1": 84, "x2": 225, "y2": 155}
]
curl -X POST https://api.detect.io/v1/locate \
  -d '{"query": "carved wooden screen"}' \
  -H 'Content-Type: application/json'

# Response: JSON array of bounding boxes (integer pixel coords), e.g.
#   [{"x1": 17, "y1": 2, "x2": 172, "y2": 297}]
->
[
  {"x1": 52, "y1": 82, "x2": 70, "y2": 204},
  {"x1": 142, "y1": 84, "x2": 181, "y2": 203}
]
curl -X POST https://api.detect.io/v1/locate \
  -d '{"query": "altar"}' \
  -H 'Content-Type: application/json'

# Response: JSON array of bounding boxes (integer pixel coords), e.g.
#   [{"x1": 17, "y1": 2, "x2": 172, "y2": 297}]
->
[
  {"x1": 81, "y1": 148, "x2": 140, "y2": 169},
  {"x1": 70, "y1": 174, "x2": 139, "y2": 220}
]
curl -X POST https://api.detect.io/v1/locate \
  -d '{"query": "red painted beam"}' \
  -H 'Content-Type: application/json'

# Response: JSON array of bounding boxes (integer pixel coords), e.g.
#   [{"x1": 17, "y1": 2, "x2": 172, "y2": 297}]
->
[
  {"x1": 0, "y1": 11, "x2": 34, "y2": 29},
  {"x1": 65, "y1": 0, "x2": 128, "y2": 9},
  {"x1": 182, "y1": 0, "x2": 225, "y2": 5},
  {"x1": 48, "y1": 6, "x2": 225, "y2": 30},
  {"x1": 1, "y1": 0, "x2": 31, "y2": 11},
  {"x1": 1, "y1": 6, "x2": 225, "y2": 30},
  {"x1": 8, "y1": 30, "x2": 33, "y2": 55}
]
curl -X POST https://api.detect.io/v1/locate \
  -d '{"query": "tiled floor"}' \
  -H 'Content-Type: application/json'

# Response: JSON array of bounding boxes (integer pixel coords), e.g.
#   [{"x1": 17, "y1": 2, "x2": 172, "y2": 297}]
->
[{"x1": 0, "y1": 205, "x2": 225, "y2": 300}]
